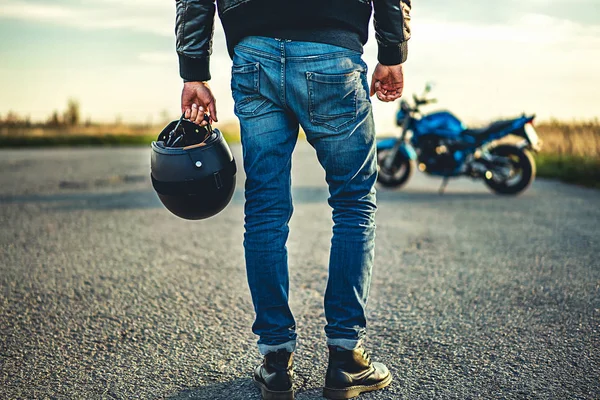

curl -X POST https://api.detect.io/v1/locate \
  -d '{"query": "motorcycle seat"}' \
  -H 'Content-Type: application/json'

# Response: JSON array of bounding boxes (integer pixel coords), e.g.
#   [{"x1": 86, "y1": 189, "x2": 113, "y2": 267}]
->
[{"x1": 461, "y1": 119, "x2": 516, "y2": 138}]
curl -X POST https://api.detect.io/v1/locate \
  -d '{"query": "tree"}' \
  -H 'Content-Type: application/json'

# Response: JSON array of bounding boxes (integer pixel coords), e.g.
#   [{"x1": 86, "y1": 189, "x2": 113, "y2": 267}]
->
[
  {"x1": 4, "y1": 111, "x2": 20, "y2": 126},
  {"x1": 48, "y1": 111, "x2": 61, "y2": 126},
  {"x1": 63, "y1": 98, "x2": 80, "y2": 126}
]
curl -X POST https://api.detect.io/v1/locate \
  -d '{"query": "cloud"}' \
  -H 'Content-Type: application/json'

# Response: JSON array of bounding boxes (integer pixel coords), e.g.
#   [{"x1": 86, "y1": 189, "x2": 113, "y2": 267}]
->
[
  {"x1": 2, "y1": 0, "x2": 598, "y2": 125},
  {"x1": 413, "y1": 13, "x2": 600, "y2": 47},
  {"x1": 0, "y1": 0, "x2": 176, "y2": 36},
  {"x1": 416, "y1": 0, "x2": 600, "y2": 27}
]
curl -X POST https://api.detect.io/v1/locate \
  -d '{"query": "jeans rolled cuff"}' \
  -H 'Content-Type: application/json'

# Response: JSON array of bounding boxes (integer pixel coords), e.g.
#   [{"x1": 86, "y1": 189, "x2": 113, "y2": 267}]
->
[
  {"x1": 327, "y1": 338, "x2": 362, "y2": 350},
  {"x1": 258, "y1": 340, "x2": 296, "y2": 355}
]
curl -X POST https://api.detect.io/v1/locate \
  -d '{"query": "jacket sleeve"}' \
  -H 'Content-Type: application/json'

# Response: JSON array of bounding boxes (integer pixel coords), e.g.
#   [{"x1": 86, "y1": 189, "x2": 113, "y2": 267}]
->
[
  {"x1": 372, "y1": 0, "x2": 411, "y2": 65},
  {"x1": 175, "y1": 0, "x2": 216, "y2": 81}
]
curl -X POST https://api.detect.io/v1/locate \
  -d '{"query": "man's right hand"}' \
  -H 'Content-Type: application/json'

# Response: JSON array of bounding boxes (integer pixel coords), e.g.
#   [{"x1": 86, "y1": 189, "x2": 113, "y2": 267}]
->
[
  {"x1": 181, "y1": 81, "x2": 218, "y2": 126},
  {"x1": 370, "y1": 63, "x2": 404, "y2": 103}
]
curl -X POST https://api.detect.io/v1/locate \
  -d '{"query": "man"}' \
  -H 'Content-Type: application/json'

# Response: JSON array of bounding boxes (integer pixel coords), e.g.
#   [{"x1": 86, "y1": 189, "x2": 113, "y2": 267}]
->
[{"x1": 175, "y1": 0, "x2": 411, "y2": 399}]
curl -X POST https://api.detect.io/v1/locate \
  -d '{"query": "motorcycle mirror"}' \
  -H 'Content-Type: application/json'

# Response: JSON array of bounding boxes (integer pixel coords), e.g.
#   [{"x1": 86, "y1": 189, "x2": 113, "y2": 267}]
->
[{"x1": 424, "y1": 81, "x2": 435, "y2": 93}]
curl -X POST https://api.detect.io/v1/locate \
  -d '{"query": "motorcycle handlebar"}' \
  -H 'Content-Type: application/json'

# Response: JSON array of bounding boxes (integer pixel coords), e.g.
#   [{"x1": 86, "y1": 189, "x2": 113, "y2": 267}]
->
[
  {"x1": 399, "y1": 96, "x2": 437, "y2": 113},
  {"x1": 410, "y1": 97, "x2": 437, "y2": 108}
]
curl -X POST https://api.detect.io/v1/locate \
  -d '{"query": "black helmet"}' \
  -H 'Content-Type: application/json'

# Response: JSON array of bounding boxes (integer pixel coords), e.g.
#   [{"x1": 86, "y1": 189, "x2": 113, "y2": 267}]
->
[{"x1": 151, "y1": 115, "x2": 237, "y2": 220}]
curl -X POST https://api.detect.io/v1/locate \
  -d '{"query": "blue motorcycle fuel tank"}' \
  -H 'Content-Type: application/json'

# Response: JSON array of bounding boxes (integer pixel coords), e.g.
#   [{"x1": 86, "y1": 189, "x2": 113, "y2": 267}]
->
[{"x1": 413, "y1": 111, "x2": 466, "y2": 138}]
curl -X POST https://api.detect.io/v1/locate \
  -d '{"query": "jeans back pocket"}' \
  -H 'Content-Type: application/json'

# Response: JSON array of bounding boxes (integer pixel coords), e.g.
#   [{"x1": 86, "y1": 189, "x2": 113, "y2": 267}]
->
[
  {"x1": 306, "y1": 70, "x2": 360, "y2": 131},
  {"x1": 231, "y1": 62, "x2": 267, "y2": 116}
]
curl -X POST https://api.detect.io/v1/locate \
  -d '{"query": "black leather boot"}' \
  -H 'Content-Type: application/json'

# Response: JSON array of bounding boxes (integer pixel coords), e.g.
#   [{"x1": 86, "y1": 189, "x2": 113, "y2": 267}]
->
[
  {"x1": 323, "y1": 346, "x2": 392, "y2": 399},
  {"x1": 253, "y1": 349, "x2": 294, "y2": 400}
]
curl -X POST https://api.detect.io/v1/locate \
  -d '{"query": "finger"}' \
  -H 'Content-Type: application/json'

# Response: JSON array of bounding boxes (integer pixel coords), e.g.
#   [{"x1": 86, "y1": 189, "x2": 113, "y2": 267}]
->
[
  {"x1": 382, "y1": 88, "x2": 403, "y2": 98},
  {"x1": 194, "y1": 106, "x2": 206, "y2": 125},
  {"x1": 381, "y1": 92, "x2": 400, "y2": 102},
  {"x1": 181, "y1": 94, "x2": 191, "y2": 115},
  {"x1": 380, "y1": 83, "x2": 403, "y2": 92},
  {"x1": 184, "y1": 108, "x2": 191, "y2": 119},
  {"x1": 387, "y1": 87, "x2": 403, "y2": 98},
  {"x1": 190, "y1": 103, "x2": 198, "y2": 122},
  {"x1": 376, "y1": 92, "x2": 390, "y2": 102},
  {"x1": 376, "y1": 91, "x2": 399, "y2": 103},
  {"x1": 379, "y1": 87, "x2": 401, "y2": 97},
  {"x1": 383, "y1": 94, "x2": 401, "y2": 102},
  {"x1": 208, "y1": 101, "x2": 218, "y2": 122}
]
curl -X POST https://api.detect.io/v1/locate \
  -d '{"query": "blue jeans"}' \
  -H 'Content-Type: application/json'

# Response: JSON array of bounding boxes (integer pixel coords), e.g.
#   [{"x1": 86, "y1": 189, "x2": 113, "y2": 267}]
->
[{"x1": 231, "y1": 36, "x2": 377, "y2": 355}]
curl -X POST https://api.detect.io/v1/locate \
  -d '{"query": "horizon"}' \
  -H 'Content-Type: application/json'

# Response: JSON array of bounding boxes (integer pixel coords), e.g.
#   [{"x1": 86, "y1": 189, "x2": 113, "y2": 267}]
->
[{"x1": 1, "y1": 0, "x2": 599, "y2": 134}]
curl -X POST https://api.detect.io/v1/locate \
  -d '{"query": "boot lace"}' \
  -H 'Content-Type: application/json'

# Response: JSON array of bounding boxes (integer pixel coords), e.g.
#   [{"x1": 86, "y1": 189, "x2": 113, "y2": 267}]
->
[{"x1": 362, "y1": 348, "x2": 371, "y2": 364}]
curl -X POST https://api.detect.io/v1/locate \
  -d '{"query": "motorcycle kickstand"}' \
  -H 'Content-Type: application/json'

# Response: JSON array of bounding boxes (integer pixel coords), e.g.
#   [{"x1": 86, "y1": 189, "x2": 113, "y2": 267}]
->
[{"x1": 438, "y1": 177, "x2": 449, "y2": 195}]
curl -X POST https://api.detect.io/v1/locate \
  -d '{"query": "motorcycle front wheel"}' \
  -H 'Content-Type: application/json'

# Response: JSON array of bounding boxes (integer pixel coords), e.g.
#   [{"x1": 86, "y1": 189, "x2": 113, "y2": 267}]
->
[
  {"x1": 376, "y1": 148, "x2": 415, "y2": 188},
  {"x1": 483, "y1": 145, "x2": 536, "y2": 195}
]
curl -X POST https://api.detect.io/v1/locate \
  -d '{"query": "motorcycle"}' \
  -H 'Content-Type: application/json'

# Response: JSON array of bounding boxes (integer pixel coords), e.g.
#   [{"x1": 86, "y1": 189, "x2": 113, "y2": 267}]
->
[{"x1": 376, "y1": 84, "x2": 542, "y2": 195}]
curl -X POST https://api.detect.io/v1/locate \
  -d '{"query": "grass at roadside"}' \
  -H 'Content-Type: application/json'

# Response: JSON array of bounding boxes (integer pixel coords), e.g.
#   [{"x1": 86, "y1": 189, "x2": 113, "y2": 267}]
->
[
  {"x1": 536, "y1": 153, "x2": 600, "y2": 189},
  {"x1": 536, "y1": 120, "x2": 599, "y2": 158},
  {"x1": 0, "y1": 129, "x2": 240, "y2": 148},
  {"x1": 1, "y1": 119, "x2": 598, "y2": 189},
  {"x1": 535, "y1": 120, "x2": 599, "y2": 188},
  {"x1": 0, "y1": 134, "x2": 158, "y2": 148}
]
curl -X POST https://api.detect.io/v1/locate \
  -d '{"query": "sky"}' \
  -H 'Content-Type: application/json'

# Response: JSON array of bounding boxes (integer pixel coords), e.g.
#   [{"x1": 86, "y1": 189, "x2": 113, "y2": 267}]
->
[{"x1": 0, "y1": 0, "x2": 599, "y2": 133}]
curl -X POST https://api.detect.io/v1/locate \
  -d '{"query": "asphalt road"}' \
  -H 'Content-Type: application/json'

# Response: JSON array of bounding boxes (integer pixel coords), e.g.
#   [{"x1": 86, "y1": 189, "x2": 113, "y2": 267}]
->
[{"x1": 1, "y1": 143, "x2": 599, "y2": 399}]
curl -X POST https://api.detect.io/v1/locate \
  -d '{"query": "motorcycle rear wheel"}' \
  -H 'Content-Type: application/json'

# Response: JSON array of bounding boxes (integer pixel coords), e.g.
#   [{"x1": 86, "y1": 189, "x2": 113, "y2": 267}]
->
[
  {"x1": 483, "y1": 145, "x2": 536, "y2": 195},
  {"x1": 376, "y1": 148, "x2": 415, "y2": 188}
]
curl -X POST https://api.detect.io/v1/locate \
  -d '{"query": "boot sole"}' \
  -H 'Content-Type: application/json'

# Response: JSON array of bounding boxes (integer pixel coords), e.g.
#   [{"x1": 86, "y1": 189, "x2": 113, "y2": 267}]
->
[
  {"x1": 322, "y1": 373, "x2": 393, "y2": 399},
  {"x1": 253, "y1": 377, "x2": 294, "y2": 400}
]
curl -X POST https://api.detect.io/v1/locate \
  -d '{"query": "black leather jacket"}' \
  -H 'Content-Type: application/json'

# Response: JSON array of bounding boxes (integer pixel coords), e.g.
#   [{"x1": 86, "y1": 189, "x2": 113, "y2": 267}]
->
[{"x1": 176, "y1": 0, "x2": 411, "y2": 81}]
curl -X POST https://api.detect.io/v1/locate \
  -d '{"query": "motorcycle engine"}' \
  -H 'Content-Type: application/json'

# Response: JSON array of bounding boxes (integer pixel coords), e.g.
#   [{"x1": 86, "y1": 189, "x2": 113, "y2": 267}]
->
[{"x1": 417, "y1": 135, "x2": 463, "y2": 174}]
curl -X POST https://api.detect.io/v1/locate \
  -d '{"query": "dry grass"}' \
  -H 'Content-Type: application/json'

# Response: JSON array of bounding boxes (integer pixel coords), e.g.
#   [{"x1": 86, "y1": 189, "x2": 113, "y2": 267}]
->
[
  {"x1": 0, "y1": 125, "x2": 148, "y2": 138},
  {"x1": 2, "y1": 119, "x2": 598, "y2": 156},
  {"x1": 1, "y1": 118, "x2": 598, "y2": 187},
  {"x1": 0, "y1": 121, "x2": 241, "y2": 147},
  {"x1": 536, "y1": 119, "x2": 600, "y2": 158},
  {"x1": 532, "y1": 120, "x2": 600, "y2": 188}
]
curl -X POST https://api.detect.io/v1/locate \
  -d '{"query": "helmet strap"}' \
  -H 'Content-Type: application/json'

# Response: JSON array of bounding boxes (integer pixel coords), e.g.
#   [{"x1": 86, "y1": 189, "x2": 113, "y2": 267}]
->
[{"x1": 166, "y1": 112, "x2": 213, "y2": 148}]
